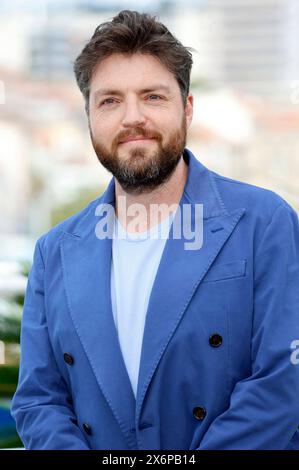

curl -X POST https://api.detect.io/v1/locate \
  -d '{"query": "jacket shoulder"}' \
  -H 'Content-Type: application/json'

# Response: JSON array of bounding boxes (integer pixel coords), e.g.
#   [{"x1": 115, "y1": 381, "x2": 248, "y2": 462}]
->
[
  {"x1": 211, "y1": 170, "x2": 297, "y2": 223},
  {"x1": 34, "y1": 196, "x2": 102, "y2": 255}
]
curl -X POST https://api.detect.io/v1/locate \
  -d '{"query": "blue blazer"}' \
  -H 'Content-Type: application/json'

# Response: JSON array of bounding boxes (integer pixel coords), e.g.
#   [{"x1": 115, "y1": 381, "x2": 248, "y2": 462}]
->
[{"x1": 11, "y1": 148, "x2": 299, "y2": 450}]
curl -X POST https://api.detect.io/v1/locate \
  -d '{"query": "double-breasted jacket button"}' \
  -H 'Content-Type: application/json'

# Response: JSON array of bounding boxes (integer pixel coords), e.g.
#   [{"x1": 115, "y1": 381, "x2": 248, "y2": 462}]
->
[
  {"x1": 193, "y1": 406, "x2": 206, "y2": 421},
  {"x1": 83, "y1": 423, "x2": 92, "y2": 435},
  {"x1": 209, "y1": 333, "x2": 223, "y2": 348},
  {"x1": 63, "y1": 352, "x2": 74, "y2": 365}
]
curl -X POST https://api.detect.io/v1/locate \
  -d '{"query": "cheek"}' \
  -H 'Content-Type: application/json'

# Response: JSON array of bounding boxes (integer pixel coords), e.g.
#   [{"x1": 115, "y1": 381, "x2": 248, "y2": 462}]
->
[
  {"x1": 152, "y1": 117, "x2": 174, "y2": 135},
  {"x1": 90, "y1": 118, "x2": 116, "y2": 141}
]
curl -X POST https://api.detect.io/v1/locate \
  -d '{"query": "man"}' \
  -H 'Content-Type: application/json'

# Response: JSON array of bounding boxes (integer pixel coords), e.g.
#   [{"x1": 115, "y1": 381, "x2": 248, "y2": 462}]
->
[{"x1": 11, "y1": 10, "x2": 299, "y2": 450}]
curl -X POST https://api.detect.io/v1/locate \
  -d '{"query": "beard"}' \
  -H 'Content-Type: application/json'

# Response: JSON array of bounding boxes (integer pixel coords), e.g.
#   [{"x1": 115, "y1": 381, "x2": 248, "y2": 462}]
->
[{"x1": 89, "y1": 114, "x2": 187, "y2": 194}]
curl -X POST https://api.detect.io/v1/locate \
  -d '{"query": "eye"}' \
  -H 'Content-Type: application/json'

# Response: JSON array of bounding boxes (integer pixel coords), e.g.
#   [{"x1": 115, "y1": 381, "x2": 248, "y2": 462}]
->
[
  {"x1": 100, "y1": 98, "x2": 117, "y2": 106},
  {"x1": 147, "y1": 94, "x2": 162, "y2": 101}
]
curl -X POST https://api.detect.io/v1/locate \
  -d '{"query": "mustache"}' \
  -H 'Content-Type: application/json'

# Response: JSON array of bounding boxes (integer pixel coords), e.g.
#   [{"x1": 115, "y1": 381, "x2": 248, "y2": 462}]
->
[{"x1": 115, "y1": 128, "x2": 162, "y2": 144}]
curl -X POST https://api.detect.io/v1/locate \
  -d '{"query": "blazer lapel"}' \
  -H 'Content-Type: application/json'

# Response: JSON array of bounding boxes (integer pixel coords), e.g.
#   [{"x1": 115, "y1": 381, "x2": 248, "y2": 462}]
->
[
  {"x1": 60, "y1": 178, "x2": 137, "y2": 448},
  {"x1": 135, "y1": 149, "x2": 246, "y2": 423}
]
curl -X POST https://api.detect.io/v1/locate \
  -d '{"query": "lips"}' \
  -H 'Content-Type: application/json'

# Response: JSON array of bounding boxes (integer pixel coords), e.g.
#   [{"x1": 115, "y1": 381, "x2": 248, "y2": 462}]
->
[{"x1": 120, "y1": 136, "x2": 154, "y2": 143}]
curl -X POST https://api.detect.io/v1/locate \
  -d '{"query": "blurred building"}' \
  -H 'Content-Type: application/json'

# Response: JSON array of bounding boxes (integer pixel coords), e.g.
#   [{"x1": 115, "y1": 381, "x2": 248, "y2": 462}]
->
[
  {"x1": 195, "y1": 0, "x2": 299, "y2": 99},
  {"x1": 189, "y1": 89, "x2": 299, "y2": 211}
]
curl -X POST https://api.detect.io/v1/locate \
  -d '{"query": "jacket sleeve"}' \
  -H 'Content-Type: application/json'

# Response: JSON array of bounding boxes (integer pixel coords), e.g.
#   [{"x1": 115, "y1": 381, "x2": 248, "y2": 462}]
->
[
  {"x1": 198, "y1": 202, "x2": 299, "y2": 450},
  {"x1": 10, "y1": 237, "x2": 90, "y2": 450}
]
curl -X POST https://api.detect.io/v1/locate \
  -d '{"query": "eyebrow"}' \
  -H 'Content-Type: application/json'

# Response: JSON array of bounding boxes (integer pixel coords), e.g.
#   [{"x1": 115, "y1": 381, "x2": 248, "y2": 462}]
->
[{"x1": 93, "y1": 85, "x2": 171, "y2": 101}]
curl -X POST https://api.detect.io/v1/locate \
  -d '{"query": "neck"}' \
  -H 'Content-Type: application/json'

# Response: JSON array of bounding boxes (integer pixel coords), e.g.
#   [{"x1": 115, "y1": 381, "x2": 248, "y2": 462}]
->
[{"x1": 115, "y1": 154, "x2": 188, "y2": 233}]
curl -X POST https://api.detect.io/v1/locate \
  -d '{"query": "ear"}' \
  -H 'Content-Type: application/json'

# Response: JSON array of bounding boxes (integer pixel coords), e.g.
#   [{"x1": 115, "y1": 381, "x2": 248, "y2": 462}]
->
[{"x1": 185, "y1": 93, "x2": 194, "y2": 129}]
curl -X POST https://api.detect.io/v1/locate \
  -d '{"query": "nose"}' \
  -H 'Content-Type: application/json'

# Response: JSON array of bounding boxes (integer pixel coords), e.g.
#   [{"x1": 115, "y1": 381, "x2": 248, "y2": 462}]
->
[{"x1": 121, "y1": 98, "x2": 146, "y2": 128}]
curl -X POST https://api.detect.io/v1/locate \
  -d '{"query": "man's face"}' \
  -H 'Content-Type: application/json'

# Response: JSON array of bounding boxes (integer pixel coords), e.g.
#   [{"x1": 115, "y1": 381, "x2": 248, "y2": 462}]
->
[{"x1": 88, "y1": 52, "x2": 193, "y2": 193}]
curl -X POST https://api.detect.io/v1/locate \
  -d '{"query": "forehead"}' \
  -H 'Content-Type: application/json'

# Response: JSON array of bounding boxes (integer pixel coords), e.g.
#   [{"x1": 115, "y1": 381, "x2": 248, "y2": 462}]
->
[{"x1": 90, "y1": 52, "x2": 179, "y2": 93}]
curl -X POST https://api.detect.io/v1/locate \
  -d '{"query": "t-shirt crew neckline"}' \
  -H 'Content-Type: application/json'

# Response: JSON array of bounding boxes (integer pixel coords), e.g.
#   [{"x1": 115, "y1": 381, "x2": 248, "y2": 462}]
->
[{"x1": 113, "y1": 210, "x2": 176, "y2": 243}]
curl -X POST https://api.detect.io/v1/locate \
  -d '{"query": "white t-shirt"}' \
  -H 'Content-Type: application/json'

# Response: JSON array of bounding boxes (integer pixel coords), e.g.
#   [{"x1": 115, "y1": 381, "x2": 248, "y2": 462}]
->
[{"x1": 110, "y1": 213, "x2": 174, "y2": 398}]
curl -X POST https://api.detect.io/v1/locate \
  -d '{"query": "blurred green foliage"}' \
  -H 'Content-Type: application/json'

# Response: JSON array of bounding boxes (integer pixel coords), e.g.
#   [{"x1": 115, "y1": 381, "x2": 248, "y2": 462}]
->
[
  {"x1": 0, "y1": 314, "x2": 21, "y2": 344},
  {"x1": 51, "y1": 186, "x2": 105, "y2": 227},
  {"x1": 0, "y1": 261, "x2": 28, "y2": 448},
  {"x1": 0, "y1": 366, "x2": 19, "y2": 398}
]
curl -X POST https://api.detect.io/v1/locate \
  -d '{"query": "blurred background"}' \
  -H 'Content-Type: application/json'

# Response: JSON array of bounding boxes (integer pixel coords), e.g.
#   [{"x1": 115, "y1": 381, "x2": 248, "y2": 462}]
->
[{"x1": 0, "y1": 0, "x2": 298, "y2": 448}]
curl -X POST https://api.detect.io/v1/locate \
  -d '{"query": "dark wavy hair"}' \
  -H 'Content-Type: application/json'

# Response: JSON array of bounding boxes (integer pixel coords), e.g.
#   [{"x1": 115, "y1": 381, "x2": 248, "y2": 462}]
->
[{"x1": 73, "y1": 10, "x2": 194, "y2": 114}]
